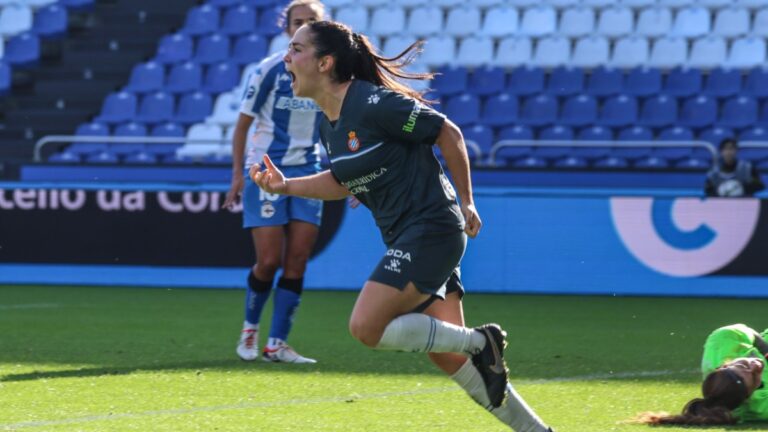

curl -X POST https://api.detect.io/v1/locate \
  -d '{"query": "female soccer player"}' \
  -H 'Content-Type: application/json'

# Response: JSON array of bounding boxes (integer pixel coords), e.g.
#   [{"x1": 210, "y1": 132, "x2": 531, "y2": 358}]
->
[
  {"x1": 250, "y1": 21, "x2": 554, "y2": 431},
  {"x1": 638, "y1": 324, "x2": 768, "y2": 425},
  {"x1": 223, "y1": 0, "x2": 326, "y2": 364}
]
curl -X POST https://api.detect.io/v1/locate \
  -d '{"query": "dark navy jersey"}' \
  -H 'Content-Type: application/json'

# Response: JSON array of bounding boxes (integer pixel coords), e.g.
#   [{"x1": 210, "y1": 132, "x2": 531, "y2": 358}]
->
[{"x1": 319, "y1": 80, "x2": 464, "y2": 244}]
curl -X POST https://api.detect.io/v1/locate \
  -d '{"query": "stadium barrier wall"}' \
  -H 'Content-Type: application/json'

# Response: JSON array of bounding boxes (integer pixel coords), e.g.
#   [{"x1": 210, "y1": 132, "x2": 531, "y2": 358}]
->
[{"x1": 1, "y1": 182, "x2": 767, "y2": 297}]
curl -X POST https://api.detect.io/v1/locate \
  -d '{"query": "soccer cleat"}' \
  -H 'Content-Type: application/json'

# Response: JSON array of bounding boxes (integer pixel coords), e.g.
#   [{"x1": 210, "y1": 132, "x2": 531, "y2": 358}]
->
[
  {"x1": 236, "y1": 328, "x2": 259, "y2": 361},
  {"x1": 262, "y1": 342, "x2": 317, "y2": 364},
  {"x1": 471, "y1": 323, "x2": 509, "y2": 408}
]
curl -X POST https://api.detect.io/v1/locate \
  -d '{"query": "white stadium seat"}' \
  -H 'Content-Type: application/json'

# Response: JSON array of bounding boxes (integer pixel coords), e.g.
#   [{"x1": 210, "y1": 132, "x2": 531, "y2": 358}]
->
[
  {"x1": 405, "y1": 6, "x2": 443, "y2": 38},
  {"x1": 622, "y1": 0, "x2": 656, "y2": 8},
  {"x1": 648, "y1": 36, "x2": 688, "y2": 68},
  {"x1": 419, "y1": 35, "x2": 456, "y2": 68},
  {"x1": 456, "y1": 35, "x2": 494, "y2": 68},
  {"x1": 368, "y1": 5, "x2": 405, "y2": 37},
  {"x1": 726, "y1": 36, "x2": 767, "y2": 69},
  {"x1": 672, "y1": 6, "x2": 711, "y2": 38},
  {"x1": 494, "y1": 36, "x2": 533, "y2": 67},
  {"x1": 597, "y1": 6, "x2": 634, "y2": 38},
  {"x1": 753, "y1": 8, "x2": 768, "y2": 37},
  {"x1": 559, "y1": 7, "x2": 595, "y2": 38},
  {"x1": 531, "y1": 35, "x2": 571, "y2": 68},
  {"x1": 0, "y1": 4, "x2": 33, "y2": 38},
  {"x1": 636, "y1": 7, "x2": 673, "y2": 37},
  {"x1": 177, "y1": 124, "x2": 225, "y2": 158},
  {"x1": 713, "y1": 7, "x2": 750, "y2": 38},
  {"x1": 657, "y1": 0, "x2": 695, "y2": 7},
  {"x1": 206, "y1": 92, "x2": 240, "y2": 127},
  {"x1": 480, "y1": 5, "x2": 519, "y2": 38},
  {"x1": 268, "y1": 33, "x2": 289, "y2": 56},
  {"x1": 334, "y1": 5, "x2": 369, "y2": 33},
  {"x1": 687, "y1": 36, "x2": 727, "y2": 69},
  {"x1": 382, "y1": 35, "x2": 417, "y2": 59},
  {"x1": 571, "y1": 36, "x2": 609, "y2": 68},
  {"x1": 611, "y1": 35, "x2": 650, "y2": 68},
  {"x1": 519, "y1": 6, "x2": 557, "y2": 37},
  {"x1": 445, "y1": 5, "x2": 481, "y2": 38}
]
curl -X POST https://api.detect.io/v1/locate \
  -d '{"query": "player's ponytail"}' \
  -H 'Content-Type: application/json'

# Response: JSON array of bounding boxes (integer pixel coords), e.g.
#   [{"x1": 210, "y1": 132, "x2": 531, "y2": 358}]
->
[
  {"x1": 308, "y1": 21, "x2": 433, "y2": 103},
  {"x1": 633, "y1": 369, "x2": 747, "y2": 425}
]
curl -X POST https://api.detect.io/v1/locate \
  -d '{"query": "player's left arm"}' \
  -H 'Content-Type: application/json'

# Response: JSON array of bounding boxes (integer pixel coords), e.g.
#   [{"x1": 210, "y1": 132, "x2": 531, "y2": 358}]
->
[{"x1": 436, "y1": 119, "x2": 481, "y2": 238}]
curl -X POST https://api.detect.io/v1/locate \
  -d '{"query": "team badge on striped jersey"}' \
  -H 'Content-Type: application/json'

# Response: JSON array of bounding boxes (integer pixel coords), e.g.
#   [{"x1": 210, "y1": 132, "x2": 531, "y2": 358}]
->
[{"x1": 347, "y1": 131, "x2": 360, "y2": 152}]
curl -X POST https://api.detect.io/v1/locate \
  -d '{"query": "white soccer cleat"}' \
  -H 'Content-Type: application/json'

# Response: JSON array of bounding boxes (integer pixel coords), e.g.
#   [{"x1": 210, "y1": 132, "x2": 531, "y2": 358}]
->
[
  {"x1": 261, "y1": 342, "x2": 317, "y2": 364},
  {"x1": 236, "y1": 328, "x2": 259, "y2": 361}
]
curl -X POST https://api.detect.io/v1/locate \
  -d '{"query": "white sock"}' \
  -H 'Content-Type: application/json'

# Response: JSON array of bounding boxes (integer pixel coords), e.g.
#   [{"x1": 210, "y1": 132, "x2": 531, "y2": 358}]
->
[
  {"x1": 267, "y1": 337, "x2": 284, "y2": 349},
  {"x1": 451, "y1": 359, "x2": 550, "y2": 432},
  {"x1": 375, "y1": 313, "x2": 486, "y2": 354},
  {"x1": 243, "y1": 321, "x2": 258, "y2": 331}
]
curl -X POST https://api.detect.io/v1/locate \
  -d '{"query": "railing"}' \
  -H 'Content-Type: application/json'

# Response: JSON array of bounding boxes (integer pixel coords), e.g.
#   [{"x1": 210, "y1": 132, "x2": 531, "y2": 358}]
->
[
  {"x1": 34, "y1": 135, "x2": 230, "y2": 162},
  {"x1": 487, "y1": 140, "x2": 719, "y2": 167}
]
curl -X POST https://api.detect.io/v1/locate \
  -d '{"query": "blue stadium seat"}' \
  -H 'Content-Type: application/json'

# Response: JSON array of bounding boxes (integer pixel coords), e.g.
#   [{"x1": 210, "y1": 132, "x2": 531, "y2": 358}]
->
[
  {"x1": 703, "y1": 68, "x2": 742, "y2": 98},
  {"x1": 596, "y1": 95, "x2": 638, "y2": 128},
  {"x1": 209, "y1": 0, "x2": 240, "y2": 6},
  {"x1": 194, "y1": 33, "x2": 230, "y2": 65},
  {"x1": 699, "y1": 127, "x2": 734, "y2": 145},
  {"x1": 578, "y1": 125, "x2": 613, "y2": 141},
  {"x1": 518, "y1": 94, "x2": 558, "y2": 127},
  {"x1": 744, "y1": 68, "x2": 768, "y2": 99},
  {"x1": 468, "y1": 66, "x2": 505, "y2": 96},
  {"x1": 232, "y1": 34, "x2": 267, "y2": 65},
  {"x1": 559, "y1": 94, "x2": 597, "y2": 127},
  {"x1": 174, "y1": 92, "x2": 213, "y2": 124},
  {"x1": 124, "y1": 61, "x2": 164, "y2": 94},
  {"x1": 59, "y1": 0, "x2": 94, "y2": 10},
  {"x1": 545, "y1": 66, "x2": 583, "y2": 97},
  {"x1": 86, "y1": 151, "x2": 119, "y2": 164},
  {"x1": 513, "y1": 155, "x2": 548, "y2": 168},
  {"x1": 664, "y1": 67, "x2": 702, "y2": 98},
  {"x1": 256, "y1": 7, "x2": 282, "y2": 36},
  {"x1": 594, "y1": 156, "x2": 629, "y2": 169},
  {"x1": 69, "y1": 122, "x2": 109, "y2": 155},
  {"x1": 48, "y1": 151, "x2": 80, "y2": 163},
  {"x1": 638, "y1": 95, "x2": 677, "y2": 128},
  {"x1": 32, "y1": 4, "x2": 67, "y2": 38},
  {"x1": 220, "y1": 4, "x2": 257, "y2": 36},
  {"x1": 740, "y1": 126, "x2": 768, "y2": 141},
  {"x1": 94, "y1": 91, "x2": 138, "y2": 124},
  {"x1": 554, "y1": 156, "x2": 588, "y2": 169},
  {"x1": 5, "y1": 32, "x2": 40, "y2": 66},
  {"x1": 678, "y1": 95, "x2": 717, "y2": 128},
  {"x1": 507, "y1": 66, "x2": 544, "y2": 95},
  {"x1": 624, "y1": 67, "x2": 662, "y2": 97},
  {"x1": 615, "y1": 126, "x2": 653, "y2": 159},
  {"x1": 148, "y1": 123, "x2": 185, "y2": 156},
  {"x1": 202, "y1": 62, "x2": 239, "y2": 94},
  {"x1": 124, "y1": 152, "x2": 158, "y2": 164},
  {"x1": 182, "y1": 4, "x2": 220, "y2": 36},
  {"x1": 155, "y1": 33, "x2": 193, "y2": 64},
  {"x1": 718, "y1": 96, "x2": 758, "y2": 129},
  {"x1": 658, "y1": 126, "x2": 694, "y2": 141},
  {"x1": 536, "y1": 126, "x2": 573, "y2": 159},
  {"x1": 444, "y1": 94, "x2": 480, "y2": 127},
  {"x1": 432, "y1": 65, "x2": 468, "y2": 97},
  {"x1": 0, "y1": 62, "x2": 9, "y2": 96},
  {"x1": 481, "y1": 93, "x2": 517, "y2": 127},
  {"x1": 494, "y1": 125, "x2": 534, "y2": 162},
  {"x1": 463, "y1": 124, "x2": 494, "y2": 161},
  {"x1": 585, "y1": 66, "x2": 622, "y2": 97},
  {"x1": 165, "y1": 62, "x2": 203, "y2": 94},
  {"x1": 112, "y1": 122, "x2": 147, "y2": 156},
  {"x1": 675, "y1": 157, "x2": 710, "y2": 170},
  {"x1": 761, "y1": 101, "x2": 768, "y2": 127},
  {"x1": 634, "y1": 156, "x2": 670, "y2": 169},
  {"x1": 135, "y1": 91, "x2": 175, "y2": 124}
]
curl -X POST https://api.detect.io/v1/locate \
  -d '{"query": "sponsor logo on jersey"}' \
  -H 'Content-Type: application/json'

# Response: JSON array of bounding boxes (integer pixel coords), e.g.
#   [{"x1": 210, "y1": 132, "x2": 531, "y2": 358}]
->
[
  {"x1": 246, "y1": 86, "x2": 256, "y2": 99},
  {"x1": 402, "y1": 101, "x2": 422, "y2": 133},
  {"x1": 275, "y1": 96, "x2": 320, "y2": 112},
  {"x1": 386, "y1": 248, "x2": 412, "y2": 262},
  {"x1": 342, "y1": 167, "x2": 388, "y2": 194},
  {"x1": 260, "y1": 201, "x2": 276, "y2": 218},
  {"x1": 384, "y1": 258, "x2": 401, "y2": 273},
  {"x1": 367, "y1": 94, "x2": 380, "y2": 104},
  {"x1": 347, "y1": 131, "x2": 360, "y2": 152}
]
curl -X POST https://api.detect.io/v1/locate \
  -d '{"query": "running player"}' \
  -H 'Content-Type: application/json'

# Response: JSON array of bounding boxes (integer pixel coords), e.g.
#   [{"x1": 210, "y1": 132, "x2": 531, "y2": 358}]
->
[
  {"x1": 250, "y1": 21, "x2": 554, "y2": 431},
  {"x1": 223, "y1": 0, "x2": 325, "y2": 364}
]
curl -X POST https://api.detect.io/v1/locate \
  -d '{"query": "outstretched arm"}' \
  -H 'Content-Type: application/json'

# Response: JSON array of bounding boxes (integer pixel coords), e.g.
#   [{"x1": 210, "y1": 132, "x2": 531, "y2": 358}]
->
[{"x1": 249, "y1": 155, "x2": 351, "y2": 201}]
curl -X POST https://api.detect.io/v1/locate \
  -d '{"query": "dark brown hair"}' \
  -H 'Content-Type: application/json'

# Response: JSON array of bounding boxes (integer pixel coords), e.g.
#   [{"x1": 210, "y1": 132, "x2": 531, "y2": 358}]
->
[
  {"x1": 634, "y1": 369, "x2": 748, "y2": 425},
  {"x1": 306, "y1": 21, "x2": 433, "y2": 103}
]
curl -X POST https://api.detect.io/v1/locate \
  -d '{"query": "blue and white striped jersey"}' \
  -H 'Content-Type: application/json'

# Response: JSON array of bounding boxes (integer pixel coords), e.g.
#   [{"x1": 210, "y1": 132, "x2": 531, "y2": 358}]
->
[{"x1": 239, "y1": 51, "x2": 322, "y2": 169}]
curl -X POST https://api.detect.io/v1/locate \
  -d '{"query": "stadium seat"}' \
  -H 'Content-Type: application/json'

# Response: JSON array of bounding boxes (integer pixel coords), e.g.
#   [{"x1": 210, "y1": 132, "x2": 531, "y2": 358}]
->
[
  {"x1": 463, "y1": 124, "x2": 493, "y2": 161},
  {"x1": 648, "y1": 36, "x2": 687, "y2": 68},
  {"x1": 718, "y1": 96, "x2": 758, "y2": 129},
  {"x1": 444, "y1": 94, "x2": 480, "y2": 127},
  {"x1": 699, "y1": 0, "x2": 732, "y2": 7},
  {"x1": 220, "y1": 4, "x2": 256, "y2": 36},
  {"x1": 546, "y1": 66, "x2": 583, "y2": 97},
  {"x1": 508, "y1": 65, "x2": 544, "y2": 95},
  {"x1": 358, "y1": 0, "x2": 390, "y2": 7},
  {"x1": 165, "y1": 62, "x2": 203, "y2": 94},
  {"x1": 334, "y1": 5, "x2": 369, "y2": 32},
  {"x1": 551, "y1": 156, "x2": 587, "y2": 169},
  {"x1": 582, "y1": 0, "x2": 613, "y2": 6},
  {"x1": 0, "y1": 62, "x2": 9, "y2": 96},
  {"x1": 432, "y1": 65, "x2": 467, "y2": 96},
  {"x1": 702, "y1": 68, "x2": 742, "y2": 98},
  {"x1": 369, "y1": 5, "x2": 405, "y2": 37},
  {"x1": 0, "y1": 39, "x2": 4, "y2": 61},
  {"x1": 637, "y1": 94, "x2": 677, "y2": 128},
  {"x1": 761, "y1": 101, "x2": 768, "y2": 126},
  {"x1": 470, "y1": 0, "x2": 506, "y2": 6},
  {"x1": 508, "y1": 0, "x2": 540, "y2": 6},
  {"x1": 573, "y1": 127, "x2": 612, "y2": 159},
  {"x1": 394, "y1": 0, "x2": 427, "y2": 7},
  {"x1": 5, "y1": 32, "x2": 39, "y2": 66},
  {"x1": 202, "y1": 62, "x2": 239, "y2": 94},
  {"x1": 209, "y1": 0, "x2": 240, "y2": 7},
  {"x1": 174, "y1": 92, "x2": 213, "y2": 124},
  {"x1": 155, "y1": 33, "x2": 193, "y2": 64},
  {"x1": 678, "y1": 96, "x2": 717, "y2": 128},
  {"x1": 532, "y1": 35, "x2": 570, "y2": 68},
  {"x1": 672, "y1": 6, "x2": 710, "y2": 38},
  {"x1": 656, "y1": 126, "x2": 695, "y2": 160},
  {"x1": 740, "y1": 126, "x2": 768, "y2": 142},
  {"x1": 634, "y1": 156, "x2": 670, "y2": 169},
  {"x1": 86, "y1": 152, "x2": 119, "y2": 164},
  {"x1": 559, "y1": 6, "x2": 594, "y2": 38},
  {"x1": 481, "y1": 93, "x2": 518, "y2": 127},
  {"x1": 176, "y1": 123, "x2": 224, "y2": 158},
  {"x1": 513, "y1": 156, "x2": 548, "y2": 168},
  {"x1": 256, "y1": 6, "x2": 281, "y2": 37},
  {"x1": 147, "y1": 122, "x2": 185, "y2": 156},
  {"x1": 713, "y1": 7, "x2": 750, "y2": 38},
  {"x1": 49, "y1": 152, "x2": 80, "y2": 164},
  {"x1": 618, "y1": 125, "x2": 654, "y2": 141},
  {"x1": 69, "y1": 122, "x2": 109, "y2": 155},
  {"x1": 687, "y1": 36, "x2": 727, "y2": 69},
  {"x1": 268, "y1": 33, "x2": 289, "y2": 56},
  {"x1": 405, "y1": 6, "x2": 442, "y2": 38},
  {"x1": 699, "y1": 127, "x2": 734, "y2": 145},
  {"x1": 726, "y1": 37, "x2": 767, "y2": 69},
  {"x1": 456, "y1": 36, "x2": 494, "y2": 68},
  {"x1": 469, "y1": 66, "x2": 505, "y2": 96},
  {"x1": 594, "y1": 156, "x2": 629, "y2": 169},
  {"x1": 536, "y1": 126, "x2": 573, "y2": 159},
  {"x1": 112, "y1": 122, "x2": 148, "y2": 156},
  {"x1": 480, "y1": 5, "x2": 518, "y2": 38},
  {"x1": 519, "y1": 6, "x2": 557, "y2": 37},
  {"x1": 124, "y1": 61, "x2": 164, "y2": 94},
  {"x1": 0, "y1": 4, "x2": 33, "y2": 38},
  {"x1": 597, "y1": 6, "x2": 633, "y2": 38},
  {"x1": 744, "y1": 67, "x2": 768, "y2": 99},
  {"x1": 615, "y1": 126, "x2": 654, "y2": 159},
  {"x1": 596, "y1": 95, "x2": 638, "y2": 128},
  {"x1": 742, "y1": 0, "x2": 768, "y2": 8},
  {"x1": 572, "y1": 36, "x2": 609, "y2": 68},
  {"x1": 755, "y1": 9, "x2": 768, "y2": 37},
  {"x1": 636, "y1": 7, "x2": 672, "y2": 37},
  {"x1": 664, "y1": 67, "x2": 701, "y2": 98},
  {"x1": 624, "y1": 67, "x2": 662, "y2": 97},
  {"x1": 58, "y1": 0, "x2": 94, "y2": 9},
  {"x1": 445, "y1": 5, "x2": 481, "y2": 38},
  {"x1": 182, "y1": 4, "x2": 220, "y2": 36},
  {"x1": 494, "y1": 36, "x2": 532, "y2": 67},
  {"x1": 558, "y1": 94, "x2": 597, "y2": 127},
  {"x1": 22, "y1": 0, "x2": 59, "y2": 8},
  {"x1": 135, "y1": 91, "x2": 175, "y2": 124},
  {"x1": 675, "y1": 158, "x2": 710, "y2": 170},
  {"x1": 194, "y1": 33, "x2": 230, "y2": 65},
  {"x1": 622, "y1": 0, "x2": 656, "y2": 7},
  {"x1": 585, "y1": 66, "x2": 622, "y2": 97},
  {"x1": 95, "y1": 91, "x2": 138, "y2": 124},
  {"x1": 610, "y1": 36, "x2": 650, "y2": 69},
  {"x1": 231, "y1": 34, "x2": 267, "y2": 65},
  {"x1": 518, "y1": 94, "x2": 558, "y2": 127},
  {"x1": 123, "y1": 152, "x2": 158, "y2": 165},
  {"x1": 32, "y1": 4, "x2": 67, "y2": 38},
  {"x1": 419, "y1": 35, "x2": 455, "y2": 68},
  {"x1": 382, "y1": 35, "x2": 416, "y2": 59}
]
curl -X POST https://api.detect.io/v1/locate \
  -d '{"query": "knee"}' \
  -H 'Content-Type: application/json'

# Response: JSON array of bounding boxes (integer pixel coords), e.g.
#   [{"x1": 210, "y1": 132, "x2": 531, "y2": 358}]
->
[
  {"x1": 255, "y1": 256, "x2": 281, "y2": 277},
  {"x1": 283, "y1": 250, "x2": 311, "y2": 276},
  {"x1": 348, "y1": 316, "x2": 381, "y2": 348}
]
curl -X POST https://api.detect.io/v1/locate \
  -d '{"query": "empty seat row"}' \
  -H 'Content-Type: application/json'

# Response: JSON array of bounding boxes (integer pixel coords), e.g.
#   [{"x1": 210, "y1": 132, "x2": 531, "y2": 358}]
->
[
  {"x1": 181, "y1": 3, "x2": 283, "y2": 37},
  {"x1": 0, "y1": 2, "x2": 67, "y2": 40},
  {"x1": 94, "y1": 91, "x2": 216, "y2": 125},
  {"x1": 323, "y1": 0, "x2": 768, "y2": 11},
  {"x1": 154, "y1": 32, "x2": 270, "y2": 65}
]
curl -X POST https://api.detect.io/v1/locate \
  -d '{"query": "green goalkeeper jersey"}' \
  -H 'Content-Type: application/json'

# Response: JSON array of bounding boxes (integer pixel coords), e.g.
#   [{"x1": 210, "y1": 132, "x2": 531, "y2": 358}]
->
[{"x1": 701, "y1": 324, "x2": 768, "y2": 421}]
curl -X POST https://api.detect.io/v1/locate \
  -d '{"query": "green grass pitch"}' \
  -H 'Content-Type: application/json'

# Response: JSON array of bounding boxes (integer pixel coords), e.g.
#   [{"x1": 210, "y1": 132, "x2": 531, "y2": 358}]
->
[{"x1": 1, "y1": 285, "x2": 768, "y2": 431}]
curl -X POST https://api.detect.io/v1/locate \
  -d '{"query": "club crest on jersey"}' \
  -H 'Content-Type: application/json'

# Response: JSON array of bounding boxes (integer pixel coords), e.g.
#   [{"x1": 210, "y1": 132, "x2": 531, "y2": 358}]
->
[{"x1": 347, "y1": 131, "x2": 360, "y2": 152}]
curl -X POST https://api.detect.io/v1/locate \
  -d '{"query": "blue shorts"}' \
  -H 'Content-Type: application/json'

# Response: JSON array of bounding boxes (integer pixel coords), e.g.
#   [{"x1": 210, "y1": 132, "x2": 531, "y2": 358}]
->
[{"x1": 242, "y1": 165, "x2": 323, "y2": 229}]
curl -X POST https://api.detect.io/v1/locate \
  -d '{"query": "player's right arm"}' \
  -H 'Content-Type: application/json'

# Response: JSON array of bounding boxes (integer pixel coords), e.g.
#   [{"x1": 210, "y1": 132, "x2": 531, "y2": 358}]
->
[{"x1": 250, "y1": 155, "x2": 350, "y2": 201}]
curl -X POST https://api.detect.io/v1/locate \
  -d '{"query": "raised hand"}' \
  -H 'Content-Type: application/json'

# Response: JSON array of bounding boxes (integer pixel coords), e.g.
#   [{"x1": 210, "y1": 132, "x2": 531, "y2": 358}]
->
[{"x1": 249, "y1": 154, "x2": 288, "y2": 195}]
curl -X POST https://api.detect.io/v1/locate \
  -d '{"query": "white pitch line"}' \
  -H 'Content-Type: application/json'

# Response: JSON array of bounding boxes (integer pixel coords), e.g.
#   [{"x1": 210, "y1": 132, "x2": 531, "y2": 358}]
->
[
  {"x1": 0, "y1": 369, "x2": 700, "y2": 430},
  {"x1": 0, "y1": 303, "x2": 61, "y2": 311}
]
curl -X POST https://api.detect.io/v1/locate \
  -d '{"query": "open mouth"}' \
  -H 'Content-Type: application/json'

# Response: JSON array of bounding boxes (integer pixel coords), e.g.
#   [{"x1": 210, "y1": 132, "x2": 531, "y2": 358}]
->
[{"x1": 288, "y1": 71, "x2": 296, "y2": 88}]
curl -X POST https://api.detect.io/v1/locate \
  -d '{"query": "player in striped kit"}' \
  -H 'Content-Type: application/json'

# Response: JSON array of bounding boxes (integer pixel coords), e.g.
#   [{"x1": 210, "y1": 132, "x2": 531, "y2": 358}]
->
[{"x1": 223, "y1": 0, "x2": 325, "y2": 364}]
